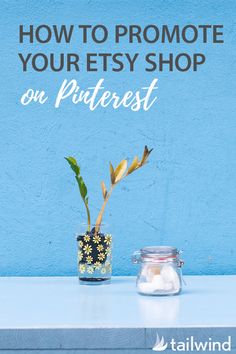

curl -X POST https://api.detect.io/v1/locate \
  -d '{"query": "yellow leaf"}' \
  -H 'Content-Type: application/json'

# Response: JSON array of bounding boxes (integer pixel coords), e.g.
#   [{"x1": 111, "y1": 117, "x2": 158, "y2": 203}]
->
[
  {"x1": 109, "y1": 162, "x2": 115, "y2": 184},
  {"x1": 101, "y1": 181, "x2": 107, "y2": 199},
  {"x1": 140, "y1": 145, "x2": 153, "y2": 165},
  {"x1": 114, "y1": 159, "x2": 128, "y2": 183},
  {"x1": 127, "y1": 156, "x2": 139, "y2": 175}
]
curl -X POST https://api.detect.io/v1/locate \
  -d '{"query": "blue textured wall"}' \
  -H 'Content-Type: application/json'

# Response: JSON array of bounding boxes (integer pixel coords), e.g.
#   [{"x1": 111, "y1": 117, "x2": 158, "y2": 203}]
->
[{"x1": 1, "y1": 0, "x2": 236, "y2": 276}]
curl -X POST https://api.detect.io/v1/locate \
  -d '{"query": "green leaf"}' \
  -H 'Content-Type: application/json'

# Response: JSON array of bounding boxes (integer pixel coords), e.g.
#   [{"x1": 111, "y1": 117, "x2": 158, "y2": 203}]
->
[
  {"x1": 65, "y1": 156, "x2": 80, "y2": 176},
  {"x1": 76, "y1": 176, "x2": 87, "y2": 199}
]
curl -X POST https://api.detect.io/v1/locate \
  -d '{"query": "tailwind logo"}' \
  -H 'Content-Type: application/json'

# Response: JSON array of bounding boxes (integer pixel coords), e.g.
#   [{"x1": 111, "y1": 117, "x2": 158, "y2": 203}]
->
[
  {"x1": 153, "y1": 333, "x2": 168, "y2": 351},
  {"x1": 152, "y1": 332, "x2": 232, "y2": 352}
]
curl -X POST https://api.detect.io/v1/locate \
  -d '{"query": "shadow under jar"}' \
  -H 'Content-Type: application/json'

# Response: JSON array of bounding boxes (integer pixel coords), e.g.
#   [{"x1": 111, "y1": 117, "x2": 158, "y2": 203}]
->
[
  {"x1": 132, "y1": 246, "x2": 184, "y2": 296},
  {"x1": 77, "y1": 228, "x2": 112, "y2": 284}
]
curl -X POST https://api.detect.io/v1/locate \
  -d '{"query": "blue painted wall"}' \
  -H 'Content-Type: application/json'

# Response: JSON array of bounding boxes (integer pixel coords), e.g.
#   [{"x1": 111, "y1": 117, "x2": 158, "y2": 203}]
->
[{"x1": 1, "y1": 0, "x2": 235, "y2": 276}]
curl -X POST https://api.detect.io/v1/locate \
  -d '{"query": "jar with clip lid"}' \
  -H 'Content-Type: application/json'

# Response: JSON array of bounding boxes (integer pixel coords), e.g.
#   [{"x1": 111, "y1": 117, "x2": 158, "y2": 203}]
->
[{"x1": 132, "y1": 246, "x2": 184, "y2": 296}]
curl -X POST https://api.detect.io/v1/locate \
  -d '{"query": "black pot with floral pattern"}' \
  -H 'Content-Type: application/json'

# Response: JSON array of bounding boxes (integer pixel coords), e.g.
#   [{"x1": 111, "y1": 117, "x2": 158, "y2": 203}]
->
[{"x1": 77, "y1": 228, "x2": 112, "y2": 283}]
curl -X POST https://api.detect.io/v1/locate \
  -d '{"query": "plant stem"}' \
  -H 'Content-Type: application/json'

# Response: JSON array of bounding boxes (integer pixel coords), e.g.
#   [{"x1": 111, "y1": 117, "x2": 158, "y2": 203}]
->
[
  {"x1": 95, "y1": 185, "x2": 114, "y2": 234},
  {"x1": 83, "y1": 200, "x2": 91, "y2": 232},
  {"x1": 95, "y1": 172, "x2": 133, "y2": 234}
]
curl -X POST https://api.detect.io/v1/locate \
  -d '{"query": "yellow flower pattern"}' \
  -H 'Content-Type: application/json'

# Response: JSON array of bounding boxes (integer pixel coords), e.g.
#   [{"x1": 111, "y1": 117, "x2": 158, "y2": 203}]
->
[
  {"x1": 84, "y1": 235, "x2": 90, "y2": 242},
  {"x1": 87, "y1": 266, "x2": 94, "y2": 274},
  {"x1": 98, "y1": 252, "x2": 105, "y2": 261},
  {"x1": 86, "y1": 255, "x2": 93, "y2": 264},
  {"x1": 78, "y1": 233, "x2": 112, "y2": 276},
  {"x1": 97, "y1": 244, "x2": 104, "y2": 252},
  {"x1": 93, "y1": 235, "x2": 101, "y2": 244},
  {"x1": 79, "y1": 264, "x2": 86, "y2": 273},
  {"x1": 104, "y1": 234, "x2": 112, "y2": 245},
  {"x1": 78, "y1": 251, "x2": 83, "y2": 261},
  {"x1": 105, "y1": 247, "x2": 111, "y2": 255},
  {"x1": 83, "y1": 244, "x2": 92, "y2": 255},
  {"x1": 94, "y1": 261, "x2": 102, "y2": 269}
]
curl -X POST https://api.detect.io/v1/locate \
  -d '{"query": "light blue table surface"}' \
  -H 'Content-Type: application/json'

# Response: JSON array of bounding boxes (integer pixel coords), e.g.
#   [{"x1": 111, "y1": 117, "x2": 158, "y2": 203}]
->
[
  {"x1": 0, "y1": 276, "x2": 235, "y2": 352},
  {"x1": 0, "y1": 275, "x2": 235, "y2": 328}
]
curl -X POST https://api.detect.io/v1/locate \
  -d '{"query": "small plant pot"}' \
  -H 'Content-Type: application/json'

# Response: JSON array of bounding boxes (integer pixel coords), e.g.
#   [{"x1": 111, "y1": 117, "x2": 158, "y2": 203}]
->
[{"x1": 77, "y1": 229, "x2": 112, "y2": 284}]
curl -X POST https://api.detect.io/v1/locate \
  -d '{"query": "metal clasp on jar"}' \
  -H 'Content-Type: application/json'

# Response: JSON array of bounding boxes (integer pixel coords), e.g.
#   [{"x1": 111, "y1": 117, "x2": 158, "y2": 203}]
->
[
  {"x1": 132, "y1": 250, "x2": 141, "y2": 264},
  {"x1": 176, "y1": 249, "x2": 184, "y2": 268}
]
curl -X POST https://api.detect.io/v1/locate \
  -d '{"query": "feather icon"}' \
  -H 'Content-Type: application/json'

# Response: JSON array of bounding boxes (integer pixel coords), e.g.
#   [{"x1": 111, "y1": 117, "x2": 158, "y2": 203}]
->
[{"x1": 153, "y1": 333, "x2": 168, "y2": 351}]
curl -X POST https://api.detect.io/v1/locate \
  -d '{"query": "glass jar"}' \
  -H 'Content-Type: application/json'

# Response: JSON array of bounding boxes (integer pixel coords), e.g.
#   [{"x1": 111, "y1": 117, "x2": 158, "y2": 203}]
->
[
  {"x1": 132, "y1": 246, "x2": 184, "y2": 296},
  {"x1": 77, "y1": 226, "x2": 112, "y2": 284}
]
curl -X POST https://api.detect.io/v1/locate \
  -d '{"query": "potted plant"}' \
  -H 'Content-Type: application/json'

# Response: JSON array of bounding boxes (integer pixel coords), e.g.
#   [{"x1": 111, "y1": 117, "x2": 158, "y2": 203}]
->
[{"x1": 65, "y1": 145, "x2": 152, "y2": 284}]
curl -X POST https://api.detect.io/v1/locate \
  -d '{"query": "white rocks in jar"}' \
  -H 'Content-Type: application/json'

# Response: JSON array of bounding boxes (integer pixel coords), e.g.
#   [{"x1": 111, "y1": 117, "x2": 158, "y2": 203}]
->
[
  {"x1": 163, "y1": 282, "x2": 173, "y2": 291},
  {"x1": 141, "y1": 264, "x2": 161, "y2": 282},
  {"x1": 161, "y1": 265, "x2": 180, "y2": 291},
  {"x1": 138, "y1": 282, "x2": 157, "y2": 294},
  {"x1": 138, "y1": 264, "x2": 181, "y2": 294},
  {"x1": 152, "y1": 275, "x2": 165, "y2": 290}
]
